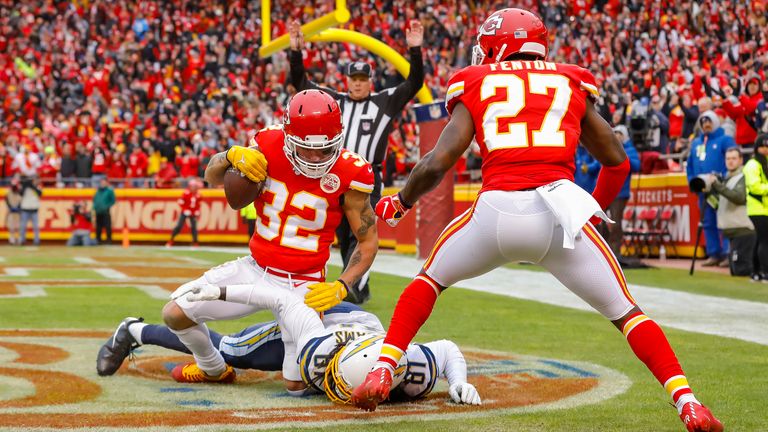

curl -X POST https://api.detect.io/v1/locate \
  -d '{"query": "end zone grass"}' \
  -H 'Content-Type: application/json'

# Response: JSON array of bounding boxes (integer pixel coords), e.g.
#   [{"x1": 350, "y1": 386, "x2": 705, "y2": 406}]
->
[{"x1": 0, "y1": 246, "x2": 763, "y2": 431}]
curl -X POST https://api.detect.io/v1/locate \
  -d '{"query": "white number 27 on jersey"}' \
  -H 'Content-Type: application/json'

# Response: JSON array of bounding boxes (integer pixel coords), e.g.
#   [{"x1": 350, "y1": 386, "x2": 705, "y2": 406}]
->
[{"x1": 480, "y1": 73, "x2": 572, "y2": 150}]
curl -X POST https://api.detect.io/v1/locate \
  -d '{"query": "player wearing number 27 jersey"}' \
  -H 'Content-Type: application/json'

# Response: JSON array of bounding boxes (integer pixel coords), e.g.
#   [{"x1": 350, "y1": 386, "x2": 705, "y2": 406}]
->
[
  {"x1": 355, "y1": 8, "x2": 722, "y2": 432},
  {"x1": 445, "y1": 59, "x2": 598, "y2": 192}
]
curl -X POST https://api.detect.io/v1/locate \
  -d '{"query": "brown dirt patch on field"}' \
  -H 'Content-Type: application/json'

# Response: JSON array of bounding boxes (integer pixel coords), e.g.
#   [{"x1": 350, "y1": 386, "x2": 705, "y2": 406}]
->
[
  {"x1": 0, "y1": 329, "x2": 111, "y2": 338},
  {"x1": 110, "y1": 265, "x2": 204, "y2": 278},
  {"x1": 471, "y1": 373, "x2": 598, "y2": 407},
  {"x1": 95, "y1": 256, "x2": 192, "y2": 265},
  {"x1": 0, "y1": 341, "x2": 68, "y2": 364},
  {"x1": 0, "y1": 367, "x2": 101, "y2": 408},
  {"x1": 120, "y1": 355, "x2": 283, "y2": 384},
  {"x1": 0, "y1": 282, "x2": 17, "y2": 294}
]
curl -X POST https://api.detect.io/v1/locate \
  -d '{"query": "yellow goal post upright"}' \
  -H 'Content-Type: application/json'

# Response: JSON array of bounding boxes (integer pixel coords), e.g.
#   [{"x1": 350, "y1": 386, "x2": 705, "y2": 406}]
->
[{"x1": 258, "y1": 0, "x2": 433, "y2": 104}]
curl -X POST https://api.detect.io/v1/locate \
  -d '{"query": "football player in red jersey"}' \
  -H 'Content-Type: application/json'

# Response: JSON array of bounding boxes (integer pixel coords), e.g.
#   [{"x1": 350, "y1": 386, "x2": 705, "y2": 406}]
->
[
  {"x1": 165, "y1": 178, "x2": 202, "y2": 248},
  {"x1": 162, "y1": 90, "x2": 378, "y2": 395},
  {"x1": 353, "y1": 8, "x2": 722, "y2": 432}
]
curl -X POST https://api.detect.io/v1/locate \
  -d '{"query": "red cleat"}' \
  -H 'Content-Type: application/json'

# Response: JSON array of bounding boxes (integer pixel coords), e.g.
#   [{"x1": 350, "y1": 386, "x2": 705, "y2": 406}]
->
[
  {"x1": 351, "y1": 367, "x2": 392, "y2": 412},
  {"x1": 679, "y1": 402, "x2": 724, "y2": 432}
]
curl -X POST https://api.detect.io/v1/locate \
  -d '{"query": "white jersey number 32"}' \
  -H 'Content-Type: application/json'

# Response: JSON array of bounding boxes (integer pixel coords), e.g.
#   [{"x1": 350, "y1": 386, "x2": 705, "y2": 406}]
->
[{"x1": 255, "y1": 179, "x2": 328, "y2": 252}]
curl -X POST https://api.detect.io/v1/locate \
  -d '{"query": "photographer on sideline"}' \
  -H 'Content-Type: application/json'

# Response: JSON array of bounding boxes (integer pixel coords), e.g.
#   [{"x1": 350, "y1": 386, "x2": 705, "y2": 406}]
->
[
  {"x1": 711, "y1": 147, "x2": 755, "y2": 275},
  {"x1": 67, "y1": 201, "x2": 96, "y2": 246},
  {"x1": 19, "y1": 176, "x2": 42, "y2": 246},
  {"x1": 686, "y1": 111, "x2": 737, "y2": 266},
  {"x1": 5, "y1": 176, "x2": 22, "y2": 245}
]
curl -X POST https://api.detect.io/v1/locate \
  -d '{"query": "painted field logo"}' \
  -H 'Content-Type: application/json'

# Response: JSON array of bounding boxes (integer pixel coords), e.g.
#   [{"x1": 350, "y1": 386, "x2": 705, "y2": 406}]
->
[{"x1": 0, "y1": 332, "x2": 630, "y2": 430}]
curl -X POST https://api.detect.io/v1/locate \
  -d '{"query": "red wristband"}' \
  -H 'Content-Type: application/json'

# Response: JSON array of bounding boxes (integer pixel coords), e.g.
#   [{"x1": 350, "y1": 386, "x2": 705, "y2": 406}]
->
[{"x1": 591, "y1": 158, "x2": 630, "y2": 209}]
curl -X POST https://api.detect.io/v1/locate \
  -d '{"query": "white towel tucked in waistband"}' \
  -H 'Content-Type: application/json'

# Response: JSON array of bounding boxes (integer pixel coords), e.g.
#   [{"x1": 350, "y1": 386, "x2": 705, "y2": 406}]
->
[{"x1": 536, "y1": 179, "x2": 612, "y2": 249}]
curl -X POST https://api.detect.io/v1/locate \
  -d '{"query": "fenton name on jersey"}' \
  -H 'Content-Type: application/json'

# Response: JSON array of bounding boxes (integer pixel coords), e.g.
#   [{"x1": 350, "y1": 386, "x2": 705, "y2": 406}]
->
[{"x1": 487, "y1": 60, "x2": 559, "y2": 72}]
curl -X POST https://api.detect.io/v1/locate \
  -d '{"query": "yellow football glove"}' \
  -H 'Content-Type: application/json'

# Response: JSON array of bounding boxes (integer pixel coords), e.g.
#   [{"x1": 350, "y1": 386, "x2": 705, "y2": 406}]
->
[
  {"x1": 305, "y1": 280, "x2": 348, "y2": 312},
  {"x1": 226, "y1": 146, "x2": 268, "y2": 183}
]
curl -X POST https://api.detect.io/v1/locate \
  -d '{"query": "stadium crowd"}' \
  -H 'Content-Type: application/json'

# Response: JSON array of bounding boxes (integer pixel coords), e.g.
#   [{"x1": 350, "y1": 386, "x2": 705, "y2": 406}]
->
[{"x1": 0, "y1": 0, "x2": 767, "y2": 188}]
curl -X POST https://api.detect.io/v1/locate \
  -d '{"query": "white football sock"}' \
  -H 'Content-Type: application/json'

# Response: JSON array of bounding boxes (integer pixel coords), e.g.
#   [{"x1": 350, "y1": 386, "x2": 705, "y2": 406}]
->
[
  {"x1": 127, "y1": 322, "x2": 147, "y2": 345},
  {"x1": 170, "y1": 323, "x2": 226, "y2": 376},
  {"x1": 675, "y1": 393, "x2": 701, "y2": 414}
]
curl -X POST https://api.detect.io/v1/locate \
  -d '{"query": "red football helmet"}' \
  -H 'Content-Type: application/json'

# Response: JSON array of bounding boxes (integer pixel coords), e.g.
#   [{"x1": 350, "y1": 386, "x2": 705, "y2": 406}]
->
[
  {"x1": 472, "y1": 8, "x2": 549, "y2": 65},
  {"x1": 283, "y1": 89, "x2": 344, "y2": 178}
]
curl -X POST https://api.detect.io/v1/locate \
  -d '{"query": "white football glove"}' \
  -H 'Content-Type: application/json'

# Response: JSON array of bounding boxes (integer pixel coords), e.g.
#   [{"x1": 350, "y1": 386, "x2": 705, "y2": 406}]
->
[
  {"x1": 170, "y1": 282, "x2": 221, "y2": 302},
  {"x1": 449, "y1": 382, "x2": 481, "y2": 405}
]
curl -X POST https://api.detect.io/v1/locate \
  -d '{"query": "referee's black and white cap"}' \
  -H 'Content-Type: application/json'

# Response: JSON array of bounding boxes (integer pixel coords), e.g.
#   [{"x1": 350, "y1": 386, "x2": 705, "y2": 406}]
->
[{"x1": 345, "y1": 61, "x2": 372, "y2": 78}]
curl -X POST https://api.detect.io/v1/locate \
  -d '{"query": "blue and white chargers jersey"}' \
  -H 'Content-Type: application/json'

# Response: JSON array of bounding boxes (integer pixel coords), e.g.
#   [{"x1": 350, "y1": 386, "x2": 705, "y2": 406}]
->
[
  {"x1": 320, "y1": 305, "x2": 385, "y2": 333},
  {"x1": 391, "y1": 342, "x2": 440, "y2": 401},
  {"x1": 299, "y1": 323, "x2": 378, "y2": 393},
  {"x1": 219, "y1": 321, "x2": 282, "y2": 357}
]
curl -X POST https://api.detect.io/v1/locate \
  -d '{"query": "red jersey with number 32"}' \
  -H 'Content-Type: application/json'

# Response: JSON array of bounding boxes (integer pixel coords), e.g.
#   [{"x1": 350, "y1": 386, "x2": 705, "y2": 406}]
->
[
  {"x1": 445, "y1": 61, "x2": 599, "y2": 192},
  {"x1": 247, "y1": 127, "x2": 374, "y2": 275}
]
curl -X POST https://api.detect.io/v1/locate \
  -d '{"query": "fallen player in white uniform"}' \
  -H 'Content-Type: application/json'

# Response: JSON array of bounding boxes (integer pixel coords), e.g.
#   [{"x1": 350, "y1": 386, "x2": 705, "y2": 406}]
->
[{"x1": 166, "y1": 282, "x2": 481, "y2": 405}]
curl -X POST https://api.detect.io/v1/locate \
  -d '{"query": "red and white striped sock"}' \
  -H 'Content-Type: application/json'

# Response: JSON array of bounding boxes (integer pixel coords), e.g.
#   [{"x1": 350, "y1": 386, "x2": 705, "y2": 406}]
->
[
  {"x1": 621, "y1": 313, "x2": 699, "y2": 412},
  {"x1": 374, "y1": 274, "x2": 441, "y2": 371}
]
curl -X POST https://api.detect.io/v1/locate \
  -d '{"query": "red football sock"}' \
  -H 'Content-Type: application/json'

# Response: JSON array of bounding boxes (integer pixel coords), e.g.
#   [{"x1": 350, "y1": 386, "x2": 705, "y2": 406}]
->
[
  {"x1": 377, "y1": 274, "x2": 441, "y2": 369},
  {"x1": 622, "y1": 313, "x2": 693, "y2": 403}
]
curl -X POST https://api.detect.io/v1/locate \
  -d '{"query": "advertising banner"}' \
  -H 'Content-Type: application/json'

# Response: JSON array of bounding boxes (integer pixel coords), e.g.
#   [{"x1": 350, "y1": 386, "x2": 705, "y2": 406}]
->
[
  {"x1": 1, "y1": 173, "x2": 701, "y2": 256},
  {"x1": 0, "y1": 188, "x2": 249, "y2": 243}
]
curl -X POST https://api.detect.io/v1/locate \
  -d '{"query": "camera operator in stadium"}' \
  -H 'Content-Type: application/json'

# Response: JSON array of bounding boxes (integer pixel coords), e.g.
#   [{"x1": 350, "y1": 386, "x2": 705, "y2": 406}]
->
[
  {"x1": 686, "y1": 111, "x2": 737, "y2": 267},
  {"x1": 67, "y1": 201, "x2": 96, "y2": 247},
  {"x1": 709, "y1": 147, "x2": 756, "y2": 275},
  {"x1": 18, "y1": 176, "x2": 42, "y2": 246},
  {"x1": 288, "y1": 19, "x2": 424, "y2": 304}
]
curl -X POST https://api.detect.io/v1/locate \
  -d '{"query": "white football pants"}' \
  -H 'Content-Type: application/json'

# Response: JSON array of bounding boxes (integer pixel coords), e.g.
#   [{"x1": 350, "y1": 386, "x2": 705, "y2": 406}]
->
[
  {"x1": 174, "y1": 255, "x2": 319, "y2": 381},
  {"x1": 423, "y1": 190, "x2": 636, "y2": 321}
]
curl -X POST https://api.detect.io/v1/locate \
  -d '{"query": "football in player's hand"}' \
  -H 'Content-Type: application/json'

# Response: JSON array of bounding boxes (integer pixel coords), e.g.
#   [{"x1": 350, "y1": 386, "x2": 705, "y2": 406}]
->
[{"x1": 223, "y1": 167, "x2": 265, "y2": 210}]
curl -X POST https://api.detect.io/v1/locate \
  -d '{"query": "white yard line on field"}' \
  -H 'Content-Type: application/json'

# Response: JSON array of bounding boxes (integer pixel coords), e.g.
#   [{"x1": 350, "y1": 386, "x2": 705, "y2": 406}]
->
[
  {"x1": 2, "y1": 268, "x2": 29, "y2": 277},
  {"x1": 328, "y1": 253, "x2": 768, "y2": 346},
  {"x1": 73, "y1": 257, "x2": 98, "y2": 264},
  {"x1": 1, "y1": 284, "x2": 170, "y2": 299},
  {"x1": 93, "y1": 268, "x2": 129, "y2": 279}
]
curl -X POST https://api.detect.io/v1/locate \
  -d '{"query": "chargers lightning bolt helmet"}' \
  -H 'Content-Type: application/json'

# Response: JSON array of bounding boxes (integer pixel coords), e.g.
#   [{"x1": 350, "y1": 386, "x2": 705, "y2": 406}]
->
[
  {"x1": 324, "y1": 334, "x2": 408, "y2": 404},
  {"x1": 283, "y1": 89, "x2": 344, "y2": 178},
  {"x1": 472, "y1": 8, "x2": 549, "y2": 65}
]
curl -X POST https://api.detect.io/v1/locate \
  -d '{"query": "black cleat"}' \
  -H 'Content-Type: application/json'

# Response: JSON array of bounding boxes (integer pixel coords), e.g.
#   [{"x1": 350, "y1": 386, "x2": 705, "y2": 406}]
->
[{"x1": 97, "y1": 317, "x2": 143, "y2": 376}]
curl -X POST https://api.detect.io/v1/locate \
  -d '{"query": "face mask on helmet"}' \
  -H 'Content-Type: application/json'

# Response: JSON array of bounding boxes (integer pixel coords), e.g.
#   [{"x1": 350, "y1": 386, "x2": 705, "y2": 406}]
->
[
  {"x1": 323, "y1": 334, "x2": 408, "y2": 404},
  {"x1": 471, "y1": 44, "x2": 486, "y2": 66},
  {"x1": 283, "y1": 90, "x2": 344, "y2": 178},
  {"x1": 283, "y1": 129, "x2": 343, "y2": 178}
]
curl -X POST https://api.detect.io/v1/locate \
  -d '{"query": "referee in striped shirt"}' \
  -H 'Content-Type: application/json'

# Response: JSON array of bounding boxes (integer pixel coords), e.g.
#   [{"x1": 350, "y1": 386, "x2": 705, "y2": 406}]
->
[{"x1": 288, "y1": 20, "x2": 425, "y2": 304}]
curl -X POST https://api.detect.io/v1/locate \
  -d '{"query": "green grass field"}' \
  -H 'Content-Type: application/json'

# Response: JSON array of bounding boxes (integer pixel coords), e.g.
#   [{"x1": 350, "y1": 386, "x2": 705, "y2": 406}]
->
[{"x1": 0, "y1": 246, "x2": 764, "y2": 431}]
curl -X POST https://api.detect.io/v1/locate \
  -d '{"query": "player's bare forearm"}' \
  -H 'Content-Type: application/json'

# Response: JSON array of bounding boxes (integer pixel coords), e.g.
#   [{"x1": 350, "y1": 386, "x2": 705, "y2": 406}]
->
[
  {"x1": 339, "y1": 191, "x2": 378, "y2": 286},
  {"x1": 580, "y1": 101, "x2": 627, "y2": 166},
  {"x1": 204, "y1": 152, "x2": 229, "y2": 186},
  {"x1": 401, "y1": 102, "x2": 474, "y2": 205}
]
